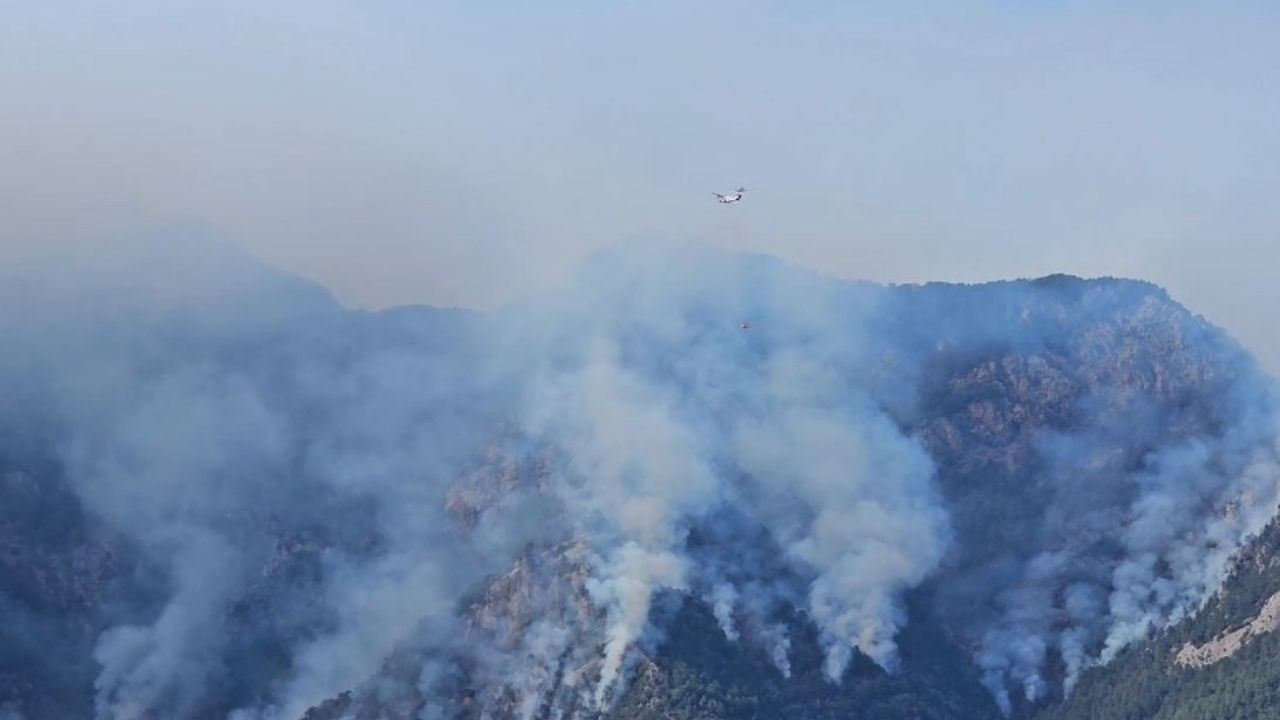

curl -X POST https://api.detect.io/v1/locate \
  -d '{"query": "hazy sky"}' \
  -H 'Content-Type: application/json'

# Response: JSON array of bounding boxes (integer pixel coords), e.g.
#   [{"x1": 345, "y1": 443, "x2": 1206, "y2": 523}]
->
[{"x1": 3, "y1": 1, "x2": 1279, "y2": 369}]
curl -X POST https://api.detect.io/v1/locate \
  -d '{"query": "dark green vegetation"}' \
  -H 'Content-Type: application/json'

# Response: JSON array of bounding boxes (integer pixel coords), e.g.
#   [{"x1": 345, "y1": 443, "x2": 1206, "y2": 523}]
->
[
  {"x1": 1040, "y1": 519, "x2": 1280, "y2": 720},
  {"x1": 598, "y1": 516, "x2": 1280, "y2": 720},
  {"x1": 610, "y1": 597, "x2": 1000, "y2": 720},
  {"x1": 3, "y1": 249, "x2": 1276, "y2": 720},
  {"x1": 304, "y1": 273, "x2": 1272, "y2": 720}
]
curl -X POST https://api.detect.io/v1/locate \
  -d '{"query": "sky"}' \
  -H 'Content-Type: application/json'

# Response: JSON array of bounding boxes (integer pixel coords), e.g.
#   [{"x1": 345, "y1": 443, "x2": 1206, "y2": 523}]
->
[{"x1": 2, "y1": 0, "x2": 1279, "y2": 370}]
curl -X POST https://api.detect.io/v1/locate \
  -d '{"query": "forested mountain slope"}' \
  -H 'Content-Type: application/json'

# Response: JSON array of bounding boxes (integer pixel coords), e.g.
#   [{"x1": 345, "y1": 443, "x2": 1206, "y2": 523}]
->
[
  {"x1": 1, "y1": 243, "x2": 1275, "y2": 720},
  {"x1": 1038, "y1": 518, "x2": 1280, "y2": 720}
]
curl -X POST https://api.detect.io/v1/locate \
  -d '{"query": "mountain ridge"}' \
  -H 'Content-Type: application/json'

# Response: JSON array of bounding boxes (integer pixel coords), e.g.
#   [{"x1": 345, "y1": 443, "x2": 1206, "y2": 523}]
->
[{"x1": 0, "y1": 244, "x2": 1274, "y2": 720}]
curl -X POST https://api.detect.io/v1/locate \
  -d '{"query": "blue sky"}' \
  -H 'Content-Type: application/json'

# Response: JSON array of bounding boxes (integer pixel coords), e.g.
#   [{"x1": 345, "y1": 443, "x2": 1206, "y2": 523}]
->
[{"x1": 3, "y1": 1, "x2": 1279, "y2": 369}]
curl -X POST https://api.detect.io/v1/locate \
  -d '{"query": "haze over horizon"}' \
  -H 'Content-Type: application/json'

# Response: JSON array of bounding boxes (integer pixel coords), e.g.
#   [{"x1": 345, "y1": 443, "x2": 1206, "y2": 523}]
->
[
  {"x1": 6, "y1": 6, "x2": 1280, "y2": 717},
  {"x1": 4, "y1": 1, "x2": 1278, "y2": 370}
]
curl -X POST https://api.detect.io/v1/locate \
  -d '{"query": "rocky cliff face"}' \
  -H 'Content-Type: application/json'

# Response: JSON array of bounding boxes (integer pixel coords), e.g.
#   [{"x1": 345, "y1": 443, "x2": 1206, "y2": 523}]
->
[
  {"x1": 297, "y1": 273, "x2": 1275, "y2": 720},
  {"x1": 1037, "y1": 516, "x2": 1280, "y2": 720},
  {"x1": 0, "y1": 247, "x2": 1274, "y2": 720},
  {"x1": 1173, "y1": 589, "x2": 1280, "y2": 668},
  {"x1": 0, "y1": 467, "x2": 129, "y2": 719}
]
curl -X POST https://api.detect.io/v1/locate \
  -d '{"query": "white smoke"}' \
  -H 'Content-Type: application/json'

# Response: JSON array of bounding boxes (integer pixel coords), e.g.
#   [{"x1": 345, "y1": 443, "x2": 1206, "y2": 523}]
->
[
  {"x1": 1102, "y1": 430, "x2": 1280, "y2": 661},
  {"x1": 970, "y1": 360, "x2": 1280, "y2": 710},
  {"x1": 707, "y1": 582, "x2": 740, "y2": 642},
  {"x1": 734, "y1": 391, "x2": 949, "y2": 679},
  {"x1": 4, "y1": 237, "x2": 1278, "y2": 719},
  {"x1": 59, "y1": 369, "x2": 290, "y2": 719},
  {"x1": 759, "y1": 622, "x2": 793, "y2": 679},
  {"x1": 93, "y1": 532, "x2": 241, "y2": 720},
  {"x1": 513, "y1": 248, "x2": 952, "y2": 697},
  {"x1": 524, "y1": 340, "x2": 720, "y2": 704}
]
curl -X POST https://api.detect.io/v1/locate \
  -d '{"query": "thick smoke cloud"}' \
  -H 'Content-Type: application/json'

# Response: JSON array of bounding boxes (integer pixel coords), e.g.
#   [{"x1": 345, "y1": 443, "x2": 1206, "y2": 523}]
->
[
  {"x1": 0, "y1": 239, "x2": 548, "y2": 719},
  {"x1": 731, "y1": 359, "x2": 948, "y2": 677},
  {"x1": 525, "y1": 343, "x2": 718, "y2": 704},
  {"x1": 419, "y1": 237, "x2": 950, "y2": 708},
  {"x1": 0, "y1": 237, "x2": 1276, "y2": 718},
  {"x1": 518, "y1": 242, "x2": 951, "y2": 698},
  {"x1": 918, "y1": 282, "x2": 1280, "y2": 714}
]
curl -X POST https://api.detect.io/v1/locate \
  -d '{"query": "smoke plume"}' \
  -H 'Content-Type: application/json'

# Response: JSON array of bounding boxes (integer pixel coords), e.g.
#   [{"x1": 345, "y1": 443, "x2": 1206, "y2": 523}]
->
[{"x1": 0, "y1": 237, "x2": 1275, "y2": 719}]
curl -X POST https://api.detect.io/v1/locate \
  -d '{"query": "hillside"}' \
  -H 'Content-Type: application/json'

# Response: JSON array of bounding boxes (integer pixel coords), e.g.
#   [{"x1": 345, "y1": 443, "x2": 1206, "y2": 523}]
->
[
  {"x1": 1037, "y1": 517, "x2": 1280, "y2": 720},
  {"x1": 0, "y1": 245, "x2": 1275, "y2": 720},
  {"x1": 293, "y1": 262, "x2": 1278, "y2": 719}
]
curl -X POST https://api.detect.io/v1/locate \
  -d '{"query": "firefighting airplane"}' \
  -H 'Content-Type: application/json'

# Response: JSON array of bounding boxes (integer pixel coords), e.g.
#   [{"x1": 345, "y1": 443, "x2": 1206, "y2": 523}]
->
[{"x1": 713, "y1": 188, "x2": 747, "y2": 204}]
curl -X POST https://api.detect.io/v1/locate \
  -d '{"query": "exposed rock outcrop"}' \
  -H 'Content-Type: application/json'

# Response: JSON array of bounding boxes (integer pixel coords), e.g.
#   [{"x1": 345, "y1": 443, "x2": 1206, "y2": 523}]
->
[{"x1": 1175, "y1": 591, "x2": 1280, "y2": 668}]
